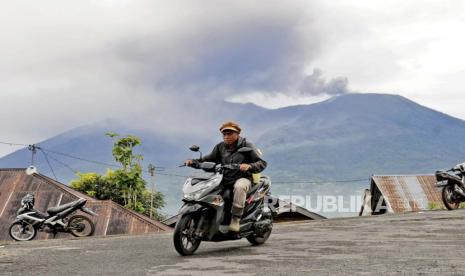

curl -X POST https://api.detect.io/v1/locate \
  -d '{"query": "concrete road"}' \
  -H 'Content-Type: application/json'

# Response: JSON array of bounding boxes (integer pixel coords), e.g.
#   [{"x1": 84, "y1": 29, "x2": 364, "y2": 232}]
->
[{"x1": 2, "y1": 210, "x2": 465, "y2": 275}]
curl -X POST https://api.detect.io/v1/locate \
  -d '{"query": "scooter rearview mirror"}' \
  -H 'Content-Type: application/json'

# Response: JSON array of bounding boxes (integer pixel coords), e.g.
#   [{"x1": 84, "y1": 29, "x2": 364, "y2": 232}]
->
[{"x1": 189, "y1": 145, "x2": 202, "y2": 159}]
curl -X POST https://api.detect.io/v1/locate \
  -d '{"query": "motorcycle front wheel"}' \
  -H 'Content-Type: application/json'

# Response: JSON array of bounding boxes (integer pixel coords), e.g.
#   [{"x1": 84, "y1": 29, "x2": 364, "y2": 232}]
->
[
  {"x1": 173, "y1": 214, "x2": 201, "y2": 256},
  {"x1": 67, "y1": 215, "x2": 95, "y2": 237},
  {"x1": 9, "y1": 222, "x2": 37, "y2": 241},
  {"x1": 442, "y1": 185, "x2": 461, "y2": 210}
]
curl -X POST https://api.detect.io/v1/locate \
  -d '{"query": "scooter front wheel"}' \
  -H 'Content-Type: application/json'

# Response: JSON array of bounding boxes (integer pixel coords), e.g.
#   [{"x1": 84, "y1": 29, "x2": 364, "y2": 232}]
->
[
  {"x1": 173, "y1": 214, "x2": 201, "y2": 256},
  {"x1": 442, "y1": 185, "x2": 461, "y2": 210}
]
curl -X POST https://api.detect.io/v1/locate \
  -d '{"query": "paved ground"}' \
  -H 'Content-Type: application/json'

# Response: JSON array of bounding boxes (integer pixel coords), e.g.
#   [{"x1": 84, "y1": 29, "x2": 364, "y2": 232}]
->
[{"x1": 2, "y1": 210, "x2": 465, "y2": 275}]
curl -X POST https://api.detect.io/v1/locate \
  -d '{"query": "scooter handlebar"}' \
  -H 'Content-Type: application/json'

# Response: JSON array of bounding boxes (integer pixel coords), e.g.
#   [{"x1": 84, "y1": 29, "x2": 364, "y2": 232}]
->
[
  {"x1": 180, "y1": 161, "x2": 240, "y2": 171},
  {"x1": 222, "y1": 164, "x2": 240, "y2": 170}
]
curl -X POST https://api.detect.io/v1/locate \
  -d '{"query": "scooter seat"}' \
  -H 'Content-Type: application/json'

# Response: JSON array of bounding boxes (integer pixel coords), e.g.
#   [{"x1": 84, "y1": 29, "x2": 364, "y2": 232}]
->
[
  {"x1": 247, "y1": 183, "x2": 261, "y2": 197},
  {"x1": 246, "y1": 176, "x2": 270, "y2": 197}
]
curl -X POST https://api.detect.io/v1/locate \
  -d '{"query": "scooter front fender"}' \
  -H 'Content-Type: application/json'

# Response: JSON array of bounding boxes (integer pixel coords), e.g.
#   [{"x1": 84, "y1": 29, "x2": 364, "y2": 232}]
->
[
  {"x1": 178, "y1": 202, "x2": 225, "y2": 240},
  {"x1": 436, "y1": 182, "x2": 448, "y2": 188}
]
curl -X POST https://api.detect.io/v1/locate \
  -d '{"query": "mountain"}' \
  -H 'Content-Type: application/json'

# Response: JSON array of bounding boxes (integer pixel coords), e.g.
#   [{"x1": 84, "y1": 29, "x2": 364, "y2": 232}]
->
[
  {"x1": 2, "y1": 93, "x2": 465, "y2": 217},
  {"x1": 259, "y1": 94, "x2": 465, "y2": 212},
  {"x1": 262, "y1": 94, "x2": 465, "y2": 175}
]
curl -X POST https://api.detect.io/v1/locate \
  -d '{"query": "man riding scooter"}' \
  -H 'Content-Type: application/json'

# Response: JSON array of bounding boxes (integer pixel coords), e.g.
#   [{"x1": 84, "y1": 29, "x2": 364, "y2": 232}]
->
[{"x1": 185, "y1": 121, "x2": 267, "y2": 232}]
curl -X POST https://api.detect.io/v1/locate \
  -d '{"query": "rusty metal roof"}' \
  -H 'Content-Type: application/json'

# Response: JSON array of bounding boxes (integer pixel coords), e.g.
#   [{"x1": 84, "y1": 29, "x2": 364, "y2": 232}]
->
[
  {"x1": 0, "y1": 168, "x2": 171, "y2": 241},
  {"x1": 370, "y1": 175, "x2": 444, "y2": 214}
]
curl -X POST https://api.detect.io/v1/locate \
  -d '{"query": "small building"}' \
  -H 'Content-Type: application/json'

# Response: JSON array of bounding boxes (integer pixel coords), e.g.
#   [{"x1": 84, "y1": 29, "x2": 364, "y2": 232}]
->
[
  {"x1": 162, "y1": 195, "x2": 326, "y2": 227},
  {"x1": 270, "y1": 195, "x2": 327, "y2": 222},
  {"x1": 0, "y1": 168, "x2": 171, "y2": 241},
  {"x1": 359, "y1": 175, "x2": 444, "y2": 216}
]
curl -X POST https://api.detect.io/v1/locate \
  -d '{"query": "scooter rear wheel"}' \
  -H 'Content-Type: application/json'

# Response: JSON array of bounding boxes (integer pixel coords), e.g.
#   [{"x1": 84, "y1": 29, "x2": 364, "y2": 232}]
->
[{"x1": 173, "y1": 214, "x2": 201, "y2": 256}]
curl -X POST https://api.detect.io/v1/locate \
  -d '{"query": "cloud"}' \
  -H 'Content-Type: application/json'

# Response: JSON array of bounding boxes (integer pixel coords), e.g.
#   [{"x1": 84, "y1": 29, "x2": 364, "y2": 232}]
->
[
  {"x1": 2, "y1": 0, "x2": 465, "y2": 157},
  {"x1": 228, "y1": 68, "x2": 350, "y2": 108},
  {"x1": 109, "y1": 2, "x2": 317, "y2": 101},
  {"x1": 299, "y1": 69, "x2": 349, "y2": 96},
  {"x1": 0, "y1": 1, "x2": 321, "y2": 156}
]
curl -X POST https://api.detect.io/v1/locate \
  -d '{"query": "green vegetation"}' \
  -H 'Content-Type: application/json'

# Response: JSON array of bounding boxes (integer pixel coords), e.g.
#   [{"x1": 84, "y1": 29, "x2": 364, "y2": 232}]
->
[
  {"x1": 427, "y1": 202, "x2": 446, "y2": 210},
  {"x1": 71, "y1": 133, "x2": 165, "y2": 220}
]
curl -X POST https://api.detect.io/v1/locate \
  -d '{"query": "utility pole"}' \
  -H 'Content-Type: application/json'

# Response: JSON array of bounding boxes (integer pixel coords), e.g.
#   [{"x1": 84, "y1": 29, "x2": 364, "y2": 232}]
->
[
  {"x1": 28, "y1": 144, "x2": 38, "y2": 166},
  {"x1": 148, "y1": 164, "x2": 156, "y2": 219}
]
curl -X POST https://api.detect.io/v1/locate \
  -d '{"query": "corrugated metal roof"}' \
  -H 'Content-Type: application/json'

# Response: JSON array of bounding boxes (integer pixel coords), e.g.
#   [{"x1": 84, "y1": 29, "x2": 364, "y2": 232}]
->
[
  {"x1": 370, "y1": 175, "x2": 444, "y2": 214},
  {"x1": 0, "y1": 168, "x2": 171, "y2": 241}
]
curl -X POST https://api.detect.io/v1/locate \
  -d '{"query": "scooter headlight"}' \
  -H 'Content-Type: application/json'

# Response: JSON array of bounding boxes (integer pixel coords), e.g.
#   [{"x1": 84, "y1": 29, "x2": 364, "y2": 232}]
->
[
  {"x1": 183, "y1": 176, "x2": 220, "y2": 201},
  {"x1": 183, "y1": 190, "x2": 205, "y2": 201}
]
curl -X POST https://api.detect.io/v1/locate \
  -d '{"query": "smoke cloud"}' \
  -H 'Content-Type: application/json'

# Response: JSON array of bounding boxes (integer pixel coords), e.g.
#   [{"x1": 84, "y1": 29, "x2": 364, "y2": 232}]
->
[
  {"x1": 0, "y1": 1, "x2": 351, "y2": 156},
  {"x1": 299, "y1": 69, "x2": 350, "y2": 96}
]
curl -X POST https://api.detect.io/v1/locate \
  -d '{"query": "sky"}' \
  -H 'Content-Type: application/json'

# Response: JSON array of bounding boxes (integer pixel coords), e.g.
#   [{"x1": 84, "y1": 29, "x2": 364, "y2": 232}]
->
[{"x1": 1, "y1": 0, "x2": 465, "y2": 157}]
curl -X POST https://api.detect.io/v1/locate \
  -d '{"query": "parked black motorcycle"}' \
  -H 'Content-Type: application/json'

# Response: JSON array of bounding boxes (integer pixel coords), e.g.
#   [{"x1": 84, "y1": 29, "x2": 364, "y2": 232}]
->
[
  {"x1": 173, "y1": 145, "x2": 274, "y2": 256},
  {"x1": 436, "y1": 162, "x2": 465, "y2": 210},
  {"x1": 9, "y1": 194, "x2": 97, "y2": 241}
]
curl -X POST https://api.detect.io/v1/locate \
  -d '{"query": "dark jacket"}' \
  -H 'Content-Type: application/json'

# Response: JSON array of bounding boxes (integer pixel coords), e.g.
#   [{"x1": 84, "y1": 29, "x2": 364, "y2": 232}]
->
[{"x1": 198, "y1": 137, "x2": 267, "y2": 184}]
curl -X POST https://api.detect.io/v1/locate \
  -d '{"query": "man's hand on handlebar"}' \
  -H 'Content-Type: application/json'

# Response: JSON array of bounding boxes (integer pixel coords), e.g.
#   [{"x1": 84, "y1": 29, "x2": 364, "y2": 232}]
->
[
  {"x1": 185, "y1": 160, "x2": 194, "y2": 166},
  {"x1": 240, "y1": 164, "x2": 251, "y2": 172}
]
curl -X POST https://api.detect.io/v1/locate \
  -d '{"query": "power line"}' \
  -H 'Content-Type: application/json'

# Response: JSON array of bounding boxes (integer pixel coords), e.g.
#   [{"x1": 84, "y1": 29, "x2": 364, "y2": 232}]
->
[
  {"x1": 41, "y1": 148, "x2": 122, "y2": 168},
  {"x1": 39, "y1": 147, "x2": 186, "y2": 178},
  {"x1": 42, "y1": 151, "x2": 79, "y2": 174},
  {"x1": 39, "y1": 149, "x2": 58, "y2": 181},
  {"x1": 42, "y1": 147, "x2": 172, "y2": 176},
  {"x1": 41, "y1": 147, "x2": 164, "y2": 173},
  {"x1": 0, "y1": 140, "x2": 164, "y2": 171},
  {"x1": 1, "y1": 139, "x2": 371, "y2": 184},
  {"x1": 0, "y1": 141, "x2": 28, "y2": 147},
  {"x1": 41, "y1": 147, "x2": 186, "y2": 180},
  {"x1": 2, "y1": 139, "x2": 166, "y2": 175},
  {"x1": 2, "y1": 139, "x2": 163, "y2": 172}
]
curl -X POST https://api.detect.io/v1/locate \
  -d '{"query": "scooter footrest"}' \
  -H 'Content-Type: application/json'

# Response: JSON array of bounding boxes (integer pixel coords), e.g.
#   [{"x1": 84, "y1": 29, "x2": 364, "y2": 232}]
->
[{"x1": 219, "y1": 225, "x2": 230, "y2": 234}]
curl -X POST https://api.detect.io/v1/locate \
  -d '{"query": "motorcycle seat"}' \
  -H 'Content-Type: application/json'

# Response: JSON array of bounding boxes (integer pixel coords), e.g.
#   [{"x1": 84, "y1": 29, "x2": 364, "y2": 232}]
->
[
  {"x1": 47, "y1": 199, "x2": 85, "y2": 215},
  {"x1": 33, "y1": 208, "x2": 49, "y2": 219}
]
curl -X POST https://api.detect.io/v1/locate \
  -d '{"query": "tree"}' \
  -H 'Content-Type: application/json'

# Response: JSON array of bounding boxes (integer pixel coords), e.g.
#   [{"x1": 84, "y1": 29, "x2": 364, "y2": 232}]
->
[
  {"x1": 106, "y1": 132, "x2": 145, "y2": 210},
  {"x1": 70, "y1": 170, "x2": 120, "y2": 200},
  {"x1": 70, "y1": 133, "x2": 165, "y2": 220}
]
